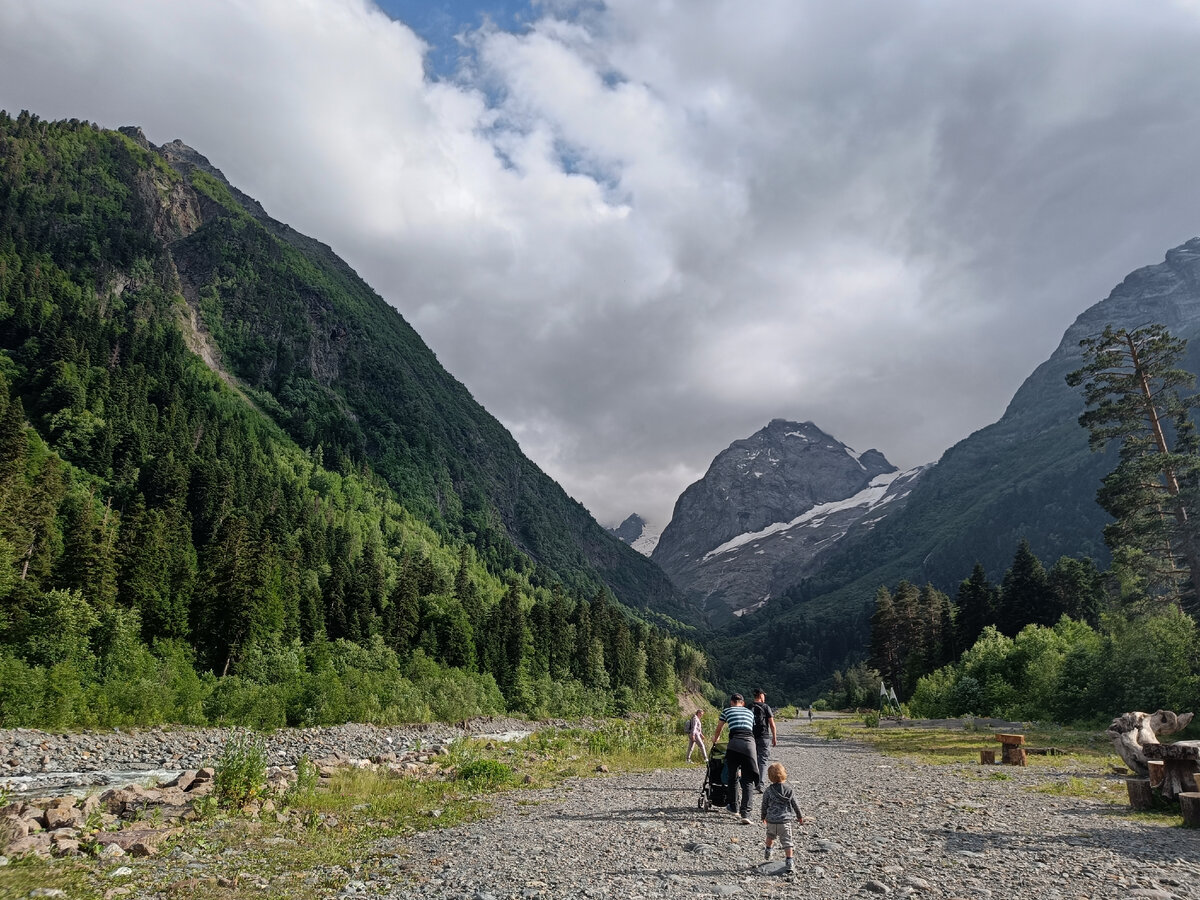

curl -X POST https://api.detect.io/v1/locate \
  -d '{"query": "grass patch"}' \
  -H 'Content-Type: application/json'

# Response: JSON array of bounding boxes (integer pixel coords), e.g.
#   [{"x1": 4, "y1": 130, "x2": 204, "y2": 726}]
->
[
  {"x1": 0, "y1": 717, "x2": 688, "y2": 900},
  {"x1": 844, "y1": 722, "x2": 1116, "y2": 767}
]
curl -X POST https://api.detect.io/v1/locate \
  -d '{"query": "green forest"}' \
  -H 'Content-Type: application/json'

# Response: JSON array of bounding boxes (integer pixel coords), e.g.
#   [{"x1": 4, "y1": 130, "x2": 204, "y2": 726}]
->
[
  {"x1": 853, "y1": 325, "x2": 1200, "y2": 724},
  {"x1": 0, "y1": 112, "x2": 707, "y2": 729}
]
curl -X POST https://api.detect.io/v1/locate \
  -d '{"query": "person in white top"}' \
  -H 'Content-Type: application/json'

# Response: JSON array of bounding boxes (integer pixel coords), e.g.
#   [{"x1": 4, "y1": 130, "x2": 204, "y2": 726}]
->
[{"x1": 686, "y1": 709, "x2": 708, "y2": 762}]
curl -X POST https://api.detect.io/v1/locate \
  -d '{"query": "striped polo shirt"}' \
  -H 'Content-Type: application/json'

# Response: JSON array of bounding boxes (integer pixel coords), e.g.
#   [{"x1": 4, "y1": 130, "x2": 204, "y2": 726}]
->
[{"x1": 720, "y1": 705, "x2": 755, "y2": 733}]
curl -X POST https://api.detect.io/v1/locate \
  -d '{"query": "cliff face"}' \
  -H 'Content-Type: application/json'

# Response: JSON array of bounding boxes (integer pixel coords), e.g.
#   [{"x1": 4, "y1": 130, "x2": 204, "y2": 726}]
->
[{"x1": 652, "y1": 420, "x2": 923, "y2": 618}]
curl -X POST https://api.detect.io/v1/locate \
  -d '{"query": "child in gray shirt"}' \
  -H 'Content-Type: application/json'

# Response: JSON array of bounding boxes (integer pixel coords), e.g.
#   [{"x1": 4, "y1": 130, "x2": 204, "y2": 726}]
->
[{"x1": 760, "y1": 762, "x2": 804, "y2": 873}]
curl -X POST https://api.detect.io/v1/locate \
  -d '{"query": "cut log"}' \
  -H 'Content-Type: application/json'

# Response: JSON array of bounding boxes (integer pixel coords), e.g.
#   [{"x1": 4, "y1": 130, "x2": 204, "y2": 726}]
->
[
  {"x1": 1126, "y1": 778, "x2": 1156, "y2": 810},
  {"x1": 979, "y1": 750, "x2": 995, "y2": 765},
  {"x1": 1148, "y1": 760, "x2": 1165, "y2": 788},
  {"x1": 1002, "y1": 747, "x2": 1027, "y2": 766},
  {"x1": 994, "y1": 733, "x2": 1025, "y2": 746},
  {"x1": 1194, "y1": 773, "x2": 1200, "y2": 793},
  {"x1": 1180, "y1": 792, "x2": 1200, "y2": 828}
]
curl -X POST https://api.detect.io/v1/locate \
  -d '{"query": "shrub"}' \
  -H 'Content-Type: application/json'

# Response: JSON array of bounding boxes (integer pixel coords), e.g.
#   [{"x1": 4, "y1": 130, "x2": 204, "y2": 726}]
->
[{"x1": 214, "y1": 731, "x2": 268, "y2": 808}]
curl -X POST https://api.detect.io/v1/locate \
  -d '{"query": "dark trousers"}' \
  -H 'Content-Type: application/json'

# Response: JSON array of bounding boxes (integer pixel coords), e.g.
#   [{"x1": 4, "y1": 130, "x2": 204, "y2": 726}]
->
[{"x1": 724, "y1": 746, "x2": 757, "y2": 817}]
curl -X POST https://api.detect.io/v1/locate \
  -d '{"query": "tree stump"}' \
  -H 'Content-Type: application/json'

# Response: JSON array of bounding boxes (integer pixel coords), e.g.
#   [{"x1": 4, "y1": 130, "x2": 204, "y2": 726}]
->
[
  {"x1": 1148, "y1": 760, "x2": 1165, "y2": 788},
  {"x1": 1180, "y1": 792, "x2": 1200, "y2": 828},
  {"x1": 1002, "y1": 747, "x2": 1027, "y2": 766},
  {"x1": 1142, "y1": 741, "x2": 1200, "y2": 801},
  {"x1": 979, "y1": 750, "x2": 995, "y2": 765},
  {"x1": 1126, "y1": 778, "x2": 1156, "y2": 810}
]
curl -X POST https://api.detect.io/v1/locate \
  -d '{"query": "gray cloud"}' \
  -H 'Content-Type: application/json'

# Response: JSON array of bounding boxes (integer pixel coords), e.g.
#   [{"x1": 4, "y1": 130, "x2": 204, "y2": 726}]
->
[{"x1": 3, "y1": 0, "x2": 1200, "y2": 530}]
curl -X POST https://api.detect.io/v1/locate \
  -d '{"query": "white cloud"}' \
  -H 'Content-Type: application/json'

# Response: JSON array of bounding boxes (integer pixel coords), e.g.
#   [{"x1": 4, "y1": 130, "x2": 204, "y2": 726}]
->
[{"x1": 3, "y1": 0, "x2": 1200, "y2": 529}]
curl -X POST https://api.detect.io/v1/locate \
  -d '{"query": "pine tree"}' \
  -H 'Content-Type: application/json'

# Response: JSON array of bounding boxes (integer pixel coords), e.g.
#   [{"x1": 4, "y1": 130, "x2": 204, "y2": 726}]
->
[
  {"x1": 1066, "y1": 323, "x2": 1200, "y2": 612},
  {"x1": 954, "y1": 563, "x2": 998, "y2": 652},
  {"x1": 998, "y1": 539, "x2": 1048, "y2": 635},
  {"x1": 868, "y1": 586, "x2": 902, "y2": 689}
]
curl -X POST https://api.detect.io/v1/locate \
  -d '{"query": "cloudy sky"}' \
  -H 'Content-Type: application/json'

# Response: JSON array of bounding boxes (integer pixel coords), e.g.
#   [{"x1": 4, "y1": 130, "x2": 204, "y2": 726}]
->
[{"x1": 3, "y1": 1, "x2": 1200, "y2": 529}]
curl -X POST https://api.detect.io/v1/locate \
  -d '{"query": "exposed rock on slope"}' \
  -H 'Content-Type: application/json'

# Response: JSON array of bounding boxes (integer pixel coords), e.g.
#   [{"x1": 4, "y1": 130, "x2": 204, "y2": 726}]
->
[{"x1": 652, "y1": 420, "x2": 926, "y2": 617}]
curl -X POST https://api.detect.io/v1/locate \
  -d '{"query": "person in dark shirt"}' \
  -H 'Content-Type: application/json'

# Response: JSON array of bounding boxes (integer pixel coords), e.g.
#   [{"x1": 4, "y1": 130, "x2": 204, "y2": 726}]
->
[
  {"x1": 750, "y1": 688, "x2": 777, "y2": 791},
  {"x1": 711, "y1": 692, "x2": 758, "y2": 823}
]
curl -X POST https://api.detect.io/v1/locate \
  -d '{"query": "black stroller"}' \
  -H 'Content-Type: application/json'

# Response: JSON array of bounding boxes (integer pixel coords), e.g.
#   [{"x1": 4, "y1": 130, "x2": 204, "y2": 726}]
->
[{"x1": 697, "y1": 746, "x2": 728, "y2": 811}]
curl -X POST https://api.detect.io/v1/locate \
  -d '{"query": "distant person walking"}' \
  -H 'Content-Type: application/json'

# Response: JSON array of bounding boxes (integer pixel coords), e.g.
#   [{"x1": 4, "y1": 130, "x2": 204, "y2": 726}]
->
[
  {"x1": 751, "y1": 689, "x2": 777, "y2": 792},
  {"x1": 686, "y1": 709, "x2": 708, "y2": 763},
  {"x1": 711, "y1": 693, "x2": 759, "y2": 824},
  {"x1": 808, "y1": 705, "x2": 814, "y2": 724}
]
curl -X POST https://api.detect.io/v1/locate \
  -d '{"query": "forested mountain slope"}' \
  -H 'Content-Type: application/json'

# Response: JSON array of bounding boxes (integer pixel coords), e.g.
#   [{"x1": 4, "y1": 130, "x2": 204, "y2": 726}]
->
[
  {"x1": 709, "y1": 238, "x2": 1200, "y2": 698},
  {"x1": 0, "y1": 112, "x2": 699, "y2": 726}
]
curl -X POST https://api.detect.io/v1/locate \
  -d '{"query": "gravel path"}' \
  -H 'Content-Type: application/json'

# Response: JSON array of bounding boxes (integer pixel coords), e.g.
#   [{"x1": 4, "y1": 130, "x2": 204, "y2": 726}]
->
[{"x1": 362, "y1": 718, "x2": 1200, "y2": 900}]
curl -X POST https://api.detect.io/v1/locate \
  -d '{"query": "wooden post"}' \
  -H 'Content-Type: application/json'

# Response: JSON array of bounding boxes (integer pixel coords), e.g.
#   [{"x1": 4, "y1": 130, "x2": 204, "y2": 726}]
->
[
  {"x1": 1126, "y1": 778, "x2": 1156, "y2": 810},
  {"x1": 979, "y1": 750, "x2": 995, "y2": 765},
  {"x1": 1180, "y1": 792, "x2": 1200, "y2": 828},
  {"x1": 1148, "y1": 760, "x2": 1165, "y2": 788}
]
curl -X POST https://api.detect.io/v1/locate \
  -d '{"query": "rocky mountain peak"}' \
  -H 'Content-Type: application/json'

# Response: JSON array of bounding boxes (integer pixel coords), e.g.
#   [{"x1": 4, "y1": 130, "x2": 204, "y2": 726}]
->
[{"x1": 651, "y1": 420, "x2": 916, "y2": 617}]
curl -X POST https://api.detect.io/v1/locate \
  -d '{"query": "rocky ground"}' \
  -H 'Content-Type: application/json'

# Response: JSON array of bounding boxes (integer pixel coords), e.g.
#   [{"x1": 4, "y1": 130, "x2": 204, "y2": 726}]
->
[
  {"x1": 4, "y1": 717, "x2": 1199, "y2": 899},
  {"x1": 0, "y1": 717, "x2": 540, "y2": 796},
  {"x1": 372, "y1": 718, "x2": 1199, "y2": 900}
]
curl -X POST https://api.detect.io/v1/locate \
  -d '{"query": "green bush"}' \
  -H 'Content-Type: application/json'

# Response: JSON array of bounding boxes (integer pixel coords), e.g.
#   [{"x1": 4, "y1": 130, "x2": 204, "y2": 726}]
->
[{"x1": 214, "y1": 731, "x2": 268, "y2": 808}]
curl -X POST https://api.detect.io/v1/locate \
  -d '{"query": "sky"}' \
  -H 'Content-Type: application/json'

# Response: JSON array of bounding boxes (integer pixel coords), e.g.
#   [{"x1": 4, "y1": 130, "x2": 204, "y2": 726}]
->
[{"x1": 3, "y1": 1, "x2": 1200, "y2": 529}]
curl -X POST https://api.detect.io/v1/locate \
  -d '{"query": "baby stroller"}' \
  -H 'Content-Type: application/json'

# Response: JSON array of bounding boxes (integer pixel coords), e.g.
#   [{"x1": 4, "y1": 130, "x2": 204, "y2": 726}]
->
[{"x1": 697, "y1": 746, "x2": 728, "y2": 811}]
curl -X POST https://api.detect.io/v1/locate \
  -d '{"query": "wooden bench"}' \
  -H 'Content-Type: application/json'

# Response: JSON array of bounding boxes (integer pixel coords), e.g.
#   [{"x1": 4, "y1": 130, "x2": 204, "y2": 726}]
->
[{"x1": 1141, "y1": 741, "x2": 1200, "y2": 802}]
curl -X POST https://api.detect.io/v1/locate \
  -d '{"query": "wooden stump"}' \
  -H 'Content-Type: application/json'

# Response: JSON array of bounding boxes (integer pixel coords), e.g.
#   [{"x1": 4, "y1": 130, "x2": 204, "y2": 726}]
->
[
  {"x1": 1180, "y1": 792, "x2": 1200, "y2": 828},
  {"x1": 1148, "y1": 760, "x2": 1165, "y2": 788},
  {"x1": 995, "y1": 733, "x2": 1025, "y2": 746},
  {"x1": 979, "y1": 750, "x2": 995, "y2": 765},
  {"x1": 1126, "y1": 778, "x2": 1156, "y2": 810},
  {"x1": 1002, "y1": 746, "x2": 1027, "y2": 766},
  {"x1": 1194, "y1": 773, "x2": 1200, "y2": 793}
]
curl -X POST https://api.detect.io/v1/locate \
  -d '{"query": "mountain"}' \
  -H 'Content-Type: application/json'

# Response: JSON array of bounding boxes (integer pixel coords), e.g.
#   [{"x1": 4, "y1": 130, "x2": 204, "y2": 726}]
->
[
  {"x1": 709, "y1": 238, "x2": 1200, "y2": 698},
  {"x1": 0, "y1": 111, "x2": 697, "y2": 726},
  {"x1": 124, "y1": 126, "x2": 686, "y2": 619},
  {"x1": 652, "y1": 420, "x2": 926, "y2": 619},
  {"x1": 606, "y1": 514, "x2": 664, "y2": 556}
]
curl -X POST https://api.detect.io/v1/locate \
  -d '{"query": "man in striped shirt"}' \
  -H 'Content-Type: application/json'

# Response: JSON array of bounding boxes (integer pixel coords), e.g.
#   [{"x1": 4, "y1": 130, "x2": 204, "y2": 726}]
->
[{"x1": 710, "y1": 693, "x2": 759, "y2": 823}]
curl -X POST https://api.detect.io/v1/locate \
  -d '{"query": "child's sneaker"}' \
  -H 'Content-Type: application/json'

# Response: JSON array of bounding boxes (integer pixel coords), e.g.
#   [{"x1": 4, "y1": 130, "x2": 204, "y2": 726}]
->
[
  {"x1": 739, "y1": 817, "x2": 752, "y2": 825},
  {"x1": 763, "y1": 847, "x2": 773, "y2": 861},
  {"x1": 783, "y1": 858, "x2": 794, "y2": 875}
]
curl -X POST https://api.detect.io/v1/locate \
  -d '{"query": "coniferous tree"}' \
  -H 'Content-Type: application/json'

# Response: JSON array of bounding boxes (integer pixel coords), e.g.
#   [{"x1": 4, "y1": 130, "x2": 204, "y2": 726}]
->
[
  {"x1": 955, "y1": 563, "x2": 998, "y2": 651},
  {"x1": 998, "y1": 539, "x2": 1048, "y2": 635},
  {"x1": 1067, "y1": 324, "x2": 1200, "y2": 612},
  {"x1": 868, "y1": 585, "x2": 902, "y2": 689},
  {"x1": 1045, "y1": 556, "x2": 1105, "y2": 626}
]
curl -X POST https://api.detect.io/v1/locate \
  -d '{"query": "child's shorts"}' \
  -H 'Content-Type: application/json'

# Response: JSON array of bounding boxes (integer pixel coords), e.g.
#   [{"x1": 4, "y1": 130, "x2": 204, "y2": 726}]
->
[{"x1": 765, "y1": 821, "x2": 795, "y2": 849}]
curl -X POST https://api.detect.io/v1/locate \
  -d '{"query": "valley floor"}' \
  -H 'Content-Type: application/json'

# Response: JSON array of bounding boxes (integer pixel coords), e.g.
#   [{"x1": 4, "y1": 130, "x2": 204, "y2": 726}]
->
[{"x1": 382, "y1": 718, "x2": 1199, "y2": 900}]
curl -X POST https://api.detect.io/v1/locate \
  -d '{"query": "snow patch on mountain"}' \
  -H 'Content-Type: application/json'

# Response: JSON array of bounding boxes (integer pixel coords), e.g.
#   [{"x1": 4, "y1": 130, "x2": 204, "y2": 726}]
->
[
  {"x1": 702, "y1": 469, "x2": 916, "y2": 562},
  {"x1": 631, "y1": 521, "x2": 663, "y2": 556}
]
